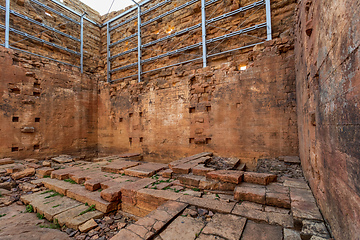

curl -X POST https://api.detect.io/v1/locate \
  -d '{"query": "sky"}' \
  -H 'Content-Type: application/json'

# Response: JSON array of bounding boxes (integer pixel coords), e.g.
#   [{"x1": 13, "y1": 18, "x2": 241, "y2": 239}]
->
[{"x1": 81, "y1": 0, "x2": 139, "y2": 15}]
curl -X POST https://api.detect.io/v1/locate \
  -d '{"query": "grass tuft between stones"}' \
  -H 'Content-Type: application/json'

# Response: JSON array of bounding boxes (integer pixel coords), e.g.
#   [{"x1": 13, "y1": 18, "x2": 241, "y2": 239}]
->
[
  {"x1": 26, "y1": 204, "x2": 34, "y2": 213},
  {"x1": 79, "y1": 204, "x2": 96, "y2": 216}
]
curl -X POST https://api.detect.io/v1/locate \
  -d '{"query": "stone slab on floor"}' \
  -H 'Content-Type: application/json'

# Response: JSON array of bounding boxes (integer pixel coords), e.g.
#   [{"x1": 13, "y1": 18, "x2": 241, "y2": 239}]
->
[
  {"x1": 52, "y1": 155, "x2": 73, "y2": 164},
  {"x1": 100, "y1": 176, "x2": 139, "y2": 189},
  {"x1": 171, "y1": 156, "x2": 212, "y2": 174},
  {"x1": 0, "y1": 158, "x2": 14, "y2": 165},
  {"x1": 206, "y1": 170, "x2": 244, "y2": 184},
  {"x1": 200, "y1": 213, "x2": 247, "y2": 240},
  {"x1": 124, "y1": 162, "x2": 167, "y2": 178},
  {"x1": 51, "y1": 167, "x2": 82, "y2": 180},
  {"x1": 178, "y1": 194, "x2": 236, "y2": 213},
  {"x1": 135, "y1": 188, "x2": 183, "y2": 212},
  {"x1": 169, "y1": 152, "x2": 213, "y2": 169},
  {"x1": 54, "y1": 204, "x2": 104, "y2": 229},
  {"x1": 37, "y1": 177, "x2": 83, "y2": 196},
  {"x1": 157, "y1": 216, "x2": 206, "y2": 240},
  {"x1": 240, "y1": 220, "x2": 283, "y2": 240},
  {"x1": 66, "y1": 187, "x2": 118, "y2": 213},
  {"x1": 178, "y1": 174, "x2": 204, "y2": 187},
  {"x1": 266, "y1": 183, "x2": 291, "y2": 209},
  {"x1": 92, "y1": 155, "x2": 121, "y2": 162},
  {"x1": 36, "y1": 167, "x2": 54, "y2": 178},
  {"x1": 101, "y1": 160, "x2": 141, "y2": 174}
]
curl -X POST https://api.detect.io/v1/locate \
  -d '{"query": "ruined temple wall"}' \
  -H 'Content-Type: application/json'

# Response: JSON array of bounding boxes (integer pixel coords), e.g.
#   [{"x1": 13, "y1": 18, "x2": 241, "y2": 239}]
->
[
  {"x1": 97, "y1": 0, "x2": 299, "y2": 168},
  {"x1": 0, "y1": 0, "x2": 101, "y2": 72},
  {"x1": 295, "y1": 0, "x2": 360, "y2": 239},
  {"x1": 0, "y1": 47, "x2": 98, "y2": 160}
]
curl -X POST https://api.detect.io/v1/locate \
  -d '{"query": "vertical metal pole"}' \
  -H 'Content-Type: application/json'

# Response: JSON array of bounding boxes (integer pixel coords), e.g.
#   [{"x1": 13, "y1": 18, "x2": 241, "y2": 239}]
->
[
  {"x1": 80, "y1": 14, "x2": 84, "y2": 73},
  {"x1": 107, "y1": 23, "x2": 111, "y2": 82},
  {"x1": 201, "y1": 0, "x2": 207, "y2": 68},
  {"x1": 5, "y1": 0, "x2": 10, "y2": 48},
  {"x1": 137, "y1": 5, "x2": 142, "y2": 83},
  {"x1": 265, "y1": 0, "x2": 272, "y2": 41}
]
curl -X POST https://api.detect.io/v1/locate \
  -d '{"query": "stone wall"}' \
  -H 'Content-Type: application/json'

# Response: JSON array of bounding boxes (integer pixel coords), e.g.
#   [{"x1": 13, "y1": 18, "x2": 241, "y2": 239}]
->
[
  {"x1": 98, "y1": 0, "x2": 299, "y2": 168},
  {"x1": 0, "y1": 47, "x2": 98, "y2": 159},
  {"x1": 295, "y1": 0, "x2": 360, "y2": 239},
  {"x1": 0, "y1": 0, "x2": 101, "y2": 72}
]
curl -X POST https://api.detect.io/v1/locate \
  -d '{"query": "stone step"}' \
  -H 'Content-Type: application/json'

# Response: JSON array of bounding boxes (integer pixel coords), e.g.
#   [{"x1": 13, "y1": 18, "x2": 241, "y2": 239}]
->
[
  {"x1": 111, "y1": 201, "x2": 187, "y2": 240},
  {"x1": 243, "y1": 172, "x2": 277, "y2": 185},
  {"x1": 206, "y1": 170, "x2": 244, "y2": 184},
  {"x1": 0, "y1": 158, "x2": 14, "y2": 165},
  {"x1": 101, "y1": 160, "x2": 141, "y2": 174},
  {"x1": 178, "y1": 194, "x2": 236, "y2": 214},
  {"x1": 169, "y1": 152, "x2": 213, "y2": 169},
  {"x1": 171, "y1": 157, "x2": 212, "y2": 174},
  {"x1": 124, "y1": 162, "x2": 167, "y2": 178},
  {"x1": 20, "y1": 190, "x2": 104, "y2": 230},
  {"x1": 234, "y1": 182, "x2": 291, "y2": 209},
  {"x1": 192, "y1": 164, "x2": 215, "y2": 176}
]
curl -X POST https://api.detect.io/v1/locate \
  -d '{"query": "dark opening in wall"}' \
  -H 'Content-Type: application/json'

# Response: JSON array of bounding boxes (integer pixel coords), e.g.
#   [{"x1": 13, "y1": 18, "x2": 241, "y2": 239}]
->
[
  {"x1": 206, "y1": 106, "x2": 211, "y2": 112},
  {"x1": 119, "y1": 118, "x2": 123, "y2": 122},
  {"x1": 206, "y1": 138, "x2": 212, "y2": 144},
  {"x1": 35, "y1": 118, "x2": 40, "y2": 122},
  {"x1": 12, "y1": 117, "x2": 19, "y2": 122},
  {"x1": 189, "y1": 107, "x2": 195, "y2": 113},
  {"x1": 139, "y1": 112, "x2": 143, "y2": 117},
  {"x1": 34, "y1": 144, "x2": 40, "y2": 150},
  {"x1": 129, "y1": 138, "x2": 132, "y2": 146},
  {"x1": 33, "y1": 91, "x2": 41, "y2": 97},
  {"x1": 189, "y1": 138, "x2": 194, "y2": 144},
  {"x1": 34, "y1": 83, "x2": 40, "y2": 88},
  {"x1": 140, "y1": 137, "x2": 143, "y2": 143},
  {"x1": 9, "y1": 87, "x2": 20, "y2": 94},
  {"x1": 236, "y1": 103, "x2": 241, "y2": 108},
  {"x1": 129, "y1": 113, "x2": 133, "y2": 118},
  {"x1": 11, "y1": 147, "x2": 19, "y2": 152}
]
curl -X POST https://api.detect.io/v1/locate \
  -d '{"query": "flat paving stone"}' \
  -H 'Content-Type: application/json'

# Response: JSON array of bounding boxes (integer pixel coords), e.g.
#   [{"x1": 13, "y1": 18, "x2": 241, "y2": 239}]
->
[
  {"x1": 240, "y1": 220, "x2": 283, "y2": 240},
  {"x1": 101, "y1": 160, "x2": 141, "y2": 174},
  {"x1": 52, "y1": 155, "x2": 73, "y2": 164},
  {"x1": 178, "y1": 194, "x2": 236, "y2": 213},
  {"x1": 192, "y1": 164, "x2": 215, "y2": 176},
  {"x1": 36, "y1": 167, "x2": 54, "y2": 178},
  {"x1": 100, "y1": 176, "x2": 139, "y2": 189},
  {"x1": 55, "y1": 204, "x2": 104, "y2": 229},
  {"x1": 201, "y1": 213, "x2": 246, "y2": 240},
  {"x1": 179, "y1": 174, "x2": 204, "y2": 187},
  {"x1": 0, "y1": 158, "x2": 14, "y2": 165},
  {"x1": 283, "y1": 178, "x2": 310, "y2": 189},
  {"x1": 51, "y1": 167, "x2": 82, "y2": 180},
  {"x1": 291, "y1": 200, "x2": 323, "y2": 221},
  {"x1": 158, "y1": 216, "x2": 206, "y2": 240},
  {"x1": 38, "y1": 178, "x2": 83, "y2": 195},
  {"x1": 124, "y1": 162, "x2": 167, "y2": 178},
  {"x1": 110, "y1": 228, "x2": 143, "y2": 240},
  {"x1": 136, "y1": 189, "x2": 182, "y2": 212},
  {"x1": 169, "y1": 152, "x2": 213, "y2": 169},
  {"x1": 284, "y1": 228, "x2": 302, "y2": 240}
]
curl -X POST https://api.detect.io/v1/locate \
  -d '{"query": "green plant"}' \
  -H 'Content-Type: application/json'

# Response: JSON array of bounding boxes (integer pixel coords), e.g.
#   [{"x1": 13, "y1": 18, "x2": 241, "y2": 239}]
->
[
  {"x1": 26, "y1": 205, "x2": 34, "y2": 213},
  {"x1": 36, "y1": 213, "x2": 44, "y2": 219},
  {"x1": 44, "y1": 192, "x2": 63, "y2": 199},
  {"x1": 64, "y1": 179, "x2": 77, "y2": 184},
  {"x1": 0, "y1": 214, "x2": 6, "y2": 218},
  {"x1": 78, "y1": 204, "x2": 96, "y2": 216},
  {"x1": 52, "y1": 204, "x2": 61, "y2": 208},
  {"x1": 43, "y1": 175, "x2": 51, "y2": 178},
  {"x1": 39, "y1": 219, "x2": 60, "y2": 229},
  {"x1": 192, "y1": 188, "x2": 200, "y2": 192},
  {"x1": 41, "y1": 190, "x2": 54, "y2": 195},
  {"x1": 97, "y1": 189, "x2": 102, "y2": 192}
]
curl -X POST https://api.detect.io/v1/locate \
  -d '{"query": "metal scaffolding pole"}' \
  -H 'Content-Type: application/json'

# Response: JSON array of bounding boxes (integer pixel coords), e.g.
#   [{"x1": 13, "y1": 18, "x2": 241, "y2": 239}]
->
[
  {"x1": 265, "y1": 0, "x2": 272, "y2": 41},
  {"x1": 5, "y1": 0, "x2": 10, "y2": 48},
  {"x1": 107, "y1": 23, "x2": 111, "y2": 82},
  {"x1": 201, "y1": 0, "x2": 207, "y2": 67},
  {"x1": 131, "y1": 0, "x2": 142, "y2": 83},
  {"x1": 80, "y1": 13, "x2": 86, "y2": 73}
]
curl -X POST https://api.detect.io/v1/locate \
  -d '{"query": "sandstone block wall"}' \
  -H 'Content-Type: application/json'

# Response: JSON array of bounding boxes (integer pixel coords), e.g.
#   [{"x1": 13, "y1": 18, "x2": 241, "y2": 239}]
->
[
  {"x1": 295, "y1": 0, "x2": 360, "y2": 239},
  {"x1": 0, "y1": 47, "x2": 98, "y2": 159},
  {"x1": 98, "y1": 0, "x2": 299, "y2": 168}
]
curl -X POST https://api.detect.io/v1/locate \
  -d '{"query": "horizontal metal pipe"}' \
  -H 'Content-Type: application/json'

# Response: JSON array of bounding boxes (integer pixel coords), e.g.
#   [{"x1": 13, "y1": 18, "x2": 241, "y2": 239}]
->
[
  {"x1": 10, "y1": 27, "x2": 80, "y2": 55},
  {"x1": 207, "y1": 41, "x2": 264, "y2": 58},
  {"x1": 0, "y1": 6, "x2": 80, "y2": 42},
  {"x1": 110, "y1": 33, "x2": 138, "y2": 48},
  {"x1": 9, "y1": 46, "x2": 80, "y2": 68},
  {"x1": 142, "y1": 57, "x2": 202, "y2": 74},
  {"x1": 49, "y1": 0, "x2": 100, "y2": 26},
  {"x1": 29, "y1": 0, "x2": 80, "y2": 25},
  {"x1": 110, "y1": 62, "x2": 138, "y2": 73}
]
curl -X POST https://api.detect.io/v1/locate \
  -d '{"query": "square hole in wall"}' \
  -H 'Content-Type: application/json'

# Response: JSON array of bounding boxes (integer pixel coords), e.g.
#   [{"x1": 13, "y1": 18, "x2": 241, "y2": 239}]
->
[
  {"x1": 236, "y1": 103, "x2": 241, "y2": 108},
  {"x1": 129, "y1": 113, "x2": 133, "y2": 118},
  {"x1": 35, "y1": 118, "x2": 40, "y2": 122},
  {"x1": 34, "y1": 82, "x2": 40, "y2": 88},
  {"x1": 119, "y1": 118, "x2": 123, "y2": 122},
  {"x1": 140, "y1": 137, "x2": 143, "y2": 143},
  {"x1": 11, "y1": 147, "x2": 19, "y2": 152},
  {"x1": 189, "y1": 138, "x2": 194, "y2": 144},
  {"x1": 129, "y1": 138, "x2": 132, "y2": 145},
  {"x1": 206, "y1": 106, "x2": 211, "y2": 112},
  {"x1": 139, "y1": 112, "x2": 143, "y2": 117},
  {"x1": 206, "y1": 138, "x2": 212, "y2": 144},
  {"x1": 9, "y1": 87, "x2": 20, "y2": 94},
  {"x1": 189, "y1": 107, "x2": 195, "y2": 113},
  {"x1": 33, "y1": 91, "x2": 40, "y2": 97},
  {"x1": 33, "y1": 144, "x2": 40, "y2": 150},
  {"x1": 12, "y1": 117, "x2": 19, "y2": 122}
]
